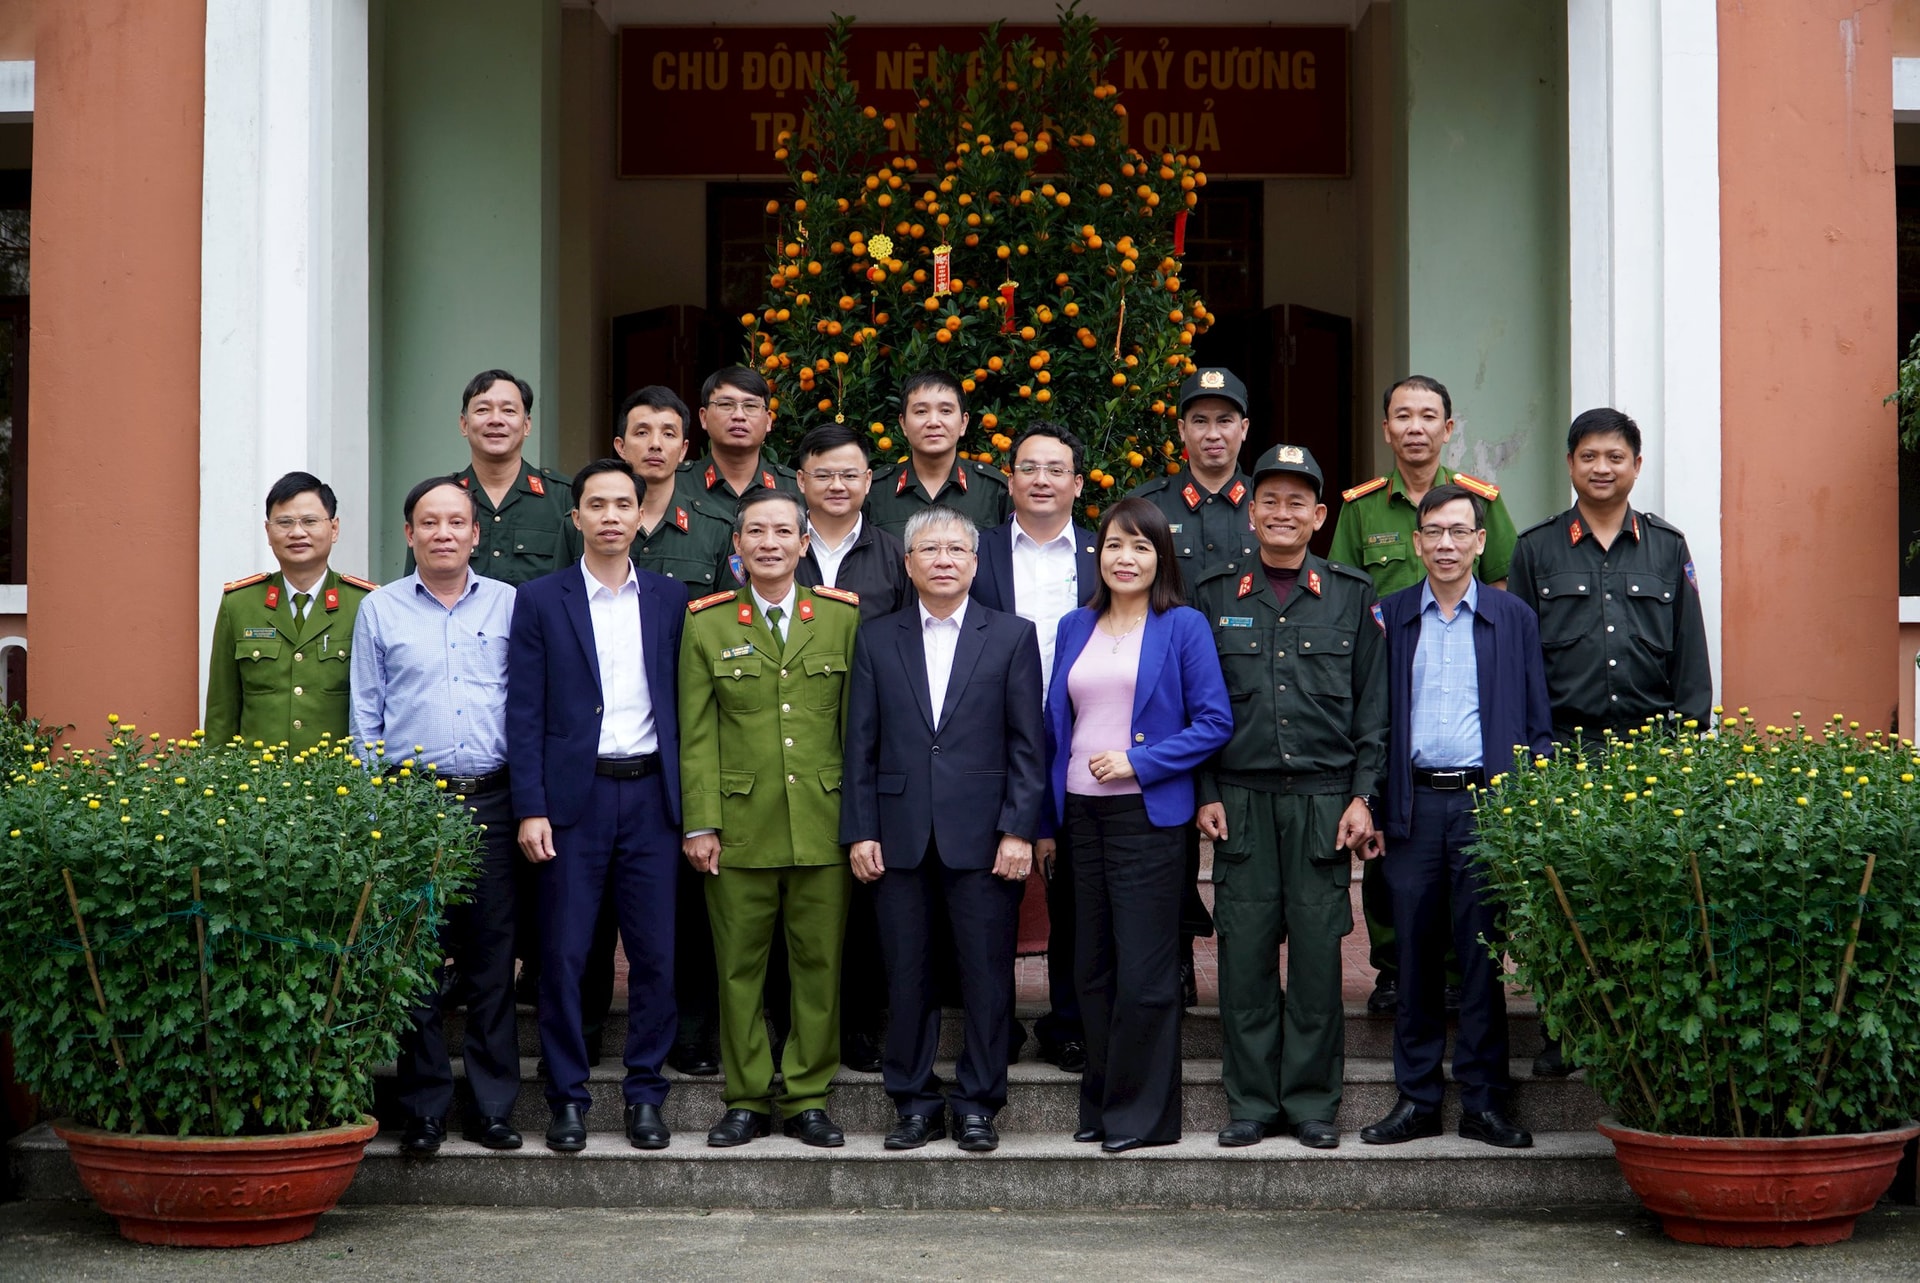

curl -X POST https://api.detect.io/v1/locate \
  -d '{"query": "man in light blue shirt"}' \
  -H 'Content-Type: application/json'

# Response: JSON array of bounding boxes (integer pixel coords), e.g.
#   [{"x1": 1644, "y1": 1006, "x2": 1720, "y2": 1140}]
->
[{"x1": 351, "y1": 475, "x2": 521, "y2": 1157}]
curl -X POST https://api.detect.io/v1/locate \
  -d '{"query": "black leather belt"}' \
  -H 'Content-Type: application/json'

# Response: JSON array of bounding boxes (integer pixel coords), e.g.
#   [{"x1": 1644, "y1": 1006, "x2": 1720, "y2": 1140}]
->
[
  {"x1": 1413, "y1": 767, "x2": 1485, "y2": 791},
  {"x1": 596, "y1": 753, "x2": 661, "y2": 779},
  {"x1": 440, "y1": 766, "x2": 509, "y2": 795}
]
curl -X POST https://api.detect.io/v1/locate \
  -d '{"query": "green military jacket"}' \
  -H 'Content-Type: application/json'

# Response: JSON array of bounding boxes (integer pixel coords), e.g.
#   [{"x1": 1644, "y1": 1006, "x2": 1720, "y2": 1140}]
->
[
  {"x1": 678, "y1": 583, "x2": 862, "y2": 867},
  {"x1": 405, "y1": 459, "x2": 581, "y2": 585},
  {"x1": 633, "y1": 487, "x2": 736, "y2": 600},
  {"x1": 1327, "y1": 465, "x2": 1518, "y2": 595},
  {"x1": 677, "y1": 454, "x2": 801, "y2": 517},
  {"x1": 867, "y1": 456, "x2": 1010, "y2": 540},
  {"x1": 1192, "y1": 553, "x2": 1388, "y2": 803},
  {"x1": 1125, "y1": 469, "x2": 1258, "y2": 583},
  {"x1": 205, "y1": 568, "x2": 374, "y2": 753}
]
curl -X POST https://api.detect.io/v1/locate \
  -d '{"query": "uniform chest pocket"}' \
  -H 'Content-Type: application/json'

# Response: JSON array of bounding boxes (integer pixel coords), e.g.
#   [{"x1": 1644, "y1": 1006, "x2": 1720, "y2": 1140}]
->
[
  {"x1": 713, "y1": 655, "x2": 765, "y2": 713},
  {"x1": 1623, "y1": 576, "x2": 1677, "y2": 653},
  {"x1": 234, "y1": 639, "x2": 284, "y2": 695},
  {"x1": 1293, "y1": 626, "x2": 1354, "y2": 698},
  {"x1": 1214, "y1": 631, "x2": 1264, "y2": 699},
  {"x1": 508, "y1": 529, "x2": 556, "y2": 563},
  {"x1": 803, "y1": 653, "x2": 847, "y2": 710},
  {"x1": 650, "y1": 555, "x2": 717, "y2": 590},
  {"x1": 1361, "y1": 538, "x2": 1411, "y2": 574},
  {"x1": 1532, "y1": 573, "x2": 1595, "y2": 646},
  {"x1": 317, "y1": 642, "x2": 353, "y2": 692}
]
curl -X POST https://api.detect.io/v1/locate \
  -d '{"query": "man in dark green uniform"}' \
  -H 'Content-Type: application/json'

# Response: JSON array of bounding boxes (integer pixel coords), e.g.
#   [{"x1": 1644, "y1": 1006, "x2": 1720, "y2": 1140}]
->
[
  {"x1": 1126, "y1": 367, "x2": 1259, "y2": 1005},
  {"x1": 206, "y1": 471, "x2": 375, "y2": 753},
  {"x1": 866, "y1": 370, "x2": 1010, "y2": 539},
  {"x1": 680, "y1": 366, "x2": 801, "y2": 516},
  {"x1": 1193, "y1": 443, "x2": 1388, "y2": 1151},
  {"x1": 1327, "y1": 374, "x2": 1519, "y2": 1013},
  {"x1": 679, "y1": 489, "x2": 863, "y2": 1149}
]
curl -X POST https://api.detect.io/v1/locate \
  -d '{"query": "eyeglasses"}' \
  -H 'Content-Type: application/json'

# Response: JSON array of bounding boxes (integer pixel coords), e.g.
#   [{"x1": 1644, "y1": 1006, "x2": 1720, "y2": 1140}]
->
[
  {"x1": 910, "y1": 541, "x2": 976, "y2": 559},
  {"x1": 270, "y1": 516, "x2": 330, "y2": 533},
  {"x1": 1011, "y1": 463, "x2": 1076, "y2": 479},
  {"x1": 1416, "y1": 525, "x2": 1480, "y2": 542},
  {"x1": 804, "y1": 468, "x2": 867, "y2": 484},
  {"x1": 706, "y1": 398, "x2": 767, "y2": 415}
]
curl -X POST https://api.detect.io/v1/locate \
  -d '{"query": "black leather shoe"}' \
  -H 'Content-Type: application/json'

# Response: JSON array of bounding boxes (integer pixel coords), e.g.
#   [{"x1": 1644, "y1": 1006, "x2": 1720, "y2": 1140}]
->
[
  {"x1": 1460, "y1": 1109, "x2": 1533, "y2": 1149},
  {"x1": 1041, "y1": 1039, "x2": 1088, "y2": 1074},
  {"x1": 1101, "y1": 1134, "x2": 1148, "y2": 1153},
  {"x1": 463, "y1": 1115, "x2": 522, "y2": 1150},
  {"x1": 707, "y1": 1108, "x2": 771, "y2": 1147},
  {"x1": 400, "y1": 1115, "x2": 445, "y2": 1156},
  {"x1": 954, "y1": 1114, "x2": 999, "y2": 1152},
  {"x1": 545, "y1": 1104, "x2": 588, "y2": 1152},
  {"x1": 667, "y1": 1041, "x2": 722, "y2": 1077},
  {"x1": 1072, "y1": 1125, "x2": 1105, "y2": 1143},
  {"x1": 782, "y1": 1109, "x2": 846, "y2": 1148},
  {"x1": 1443, "y1": 983, "x2": 1463, "y2": 1016},
  {"x1": 625, "y1": 1103, "x2": 670, "y2": 1150},
  {"x1": 1292, "y1": 1120, "x2": 1340, "y2": 1150},
  {"x1": 842, "y1": 1030, "x2": 883, "y2": 1074},
  {"x1": 1532, "y1": 1037, "x2": 1573, "y2": 1078},
  {"x1": 1359, "y1": 1100, "x2": 1442, "y2": 1145},
  {"x1": 884, "y1": 1112, "x2": 946, "y2": 1150},
  {"x1": 1367, "y1": 975, "x2": 1399, "y2": 1014},
  {"x1": 1216, "y1": 1118, "x2": 1281, "y2": 1148}
]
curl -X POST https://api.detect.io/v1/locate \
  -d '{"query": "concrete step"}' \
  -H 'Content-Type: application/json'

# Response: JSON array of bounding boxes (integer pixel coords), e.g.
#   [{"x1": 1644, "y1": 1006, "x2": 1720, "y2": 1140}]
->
[
  {"x1": 368, "y1": 1055, "x2": 1603, "y2": 1138},
  {"x1": 7, "y1": 1124, "x2": 1631, "y2": 1211}
]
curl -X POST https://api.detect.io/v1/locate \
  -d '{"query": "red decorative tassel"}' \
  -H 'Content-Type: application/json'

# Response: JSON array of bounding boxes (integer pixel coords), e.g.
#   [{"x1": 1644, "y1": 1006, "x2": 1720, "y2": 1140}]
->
[
  {"x1": 1172, "y1": 209, "x2": 1189, "y2": 258},
  {"x1": 999, "y1": 280, "x2": 1018, "y2": 334},
  {"x1": 933, "y1": 245, "x2": 952, "y2": 297}
]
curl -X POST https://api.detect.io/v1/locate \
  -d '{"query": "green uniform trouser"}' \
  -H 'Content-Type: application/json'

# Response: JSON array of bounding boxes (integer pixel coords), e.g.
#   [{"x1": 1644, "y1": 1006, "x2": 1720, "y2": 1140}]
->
[
  {"x1": 1211, "y1": 785, "x2": 1353, "y2": 1126},
  {"x1": 706, "y1": 862, "x2": 852, "y2": 1116}
]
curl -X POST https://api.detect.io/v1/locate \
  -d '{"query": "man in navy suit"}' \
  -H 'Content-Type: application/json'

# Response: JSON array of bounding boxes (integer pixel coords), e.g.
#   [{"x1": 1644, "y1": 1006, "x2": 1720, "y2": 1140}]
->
[
  {"x1": 842, "y1": 506, "x2": 1047, "y2": 1152},
  {"x1": 508, "y1": 458, "x2": 686, "y2": 1152},
  {"x1": 970, "y1": 421, "x2": 1098, "y2": 1072},
  {"x1": 1361, "y1": 483, "x2": 1551, "y2": 1151}
]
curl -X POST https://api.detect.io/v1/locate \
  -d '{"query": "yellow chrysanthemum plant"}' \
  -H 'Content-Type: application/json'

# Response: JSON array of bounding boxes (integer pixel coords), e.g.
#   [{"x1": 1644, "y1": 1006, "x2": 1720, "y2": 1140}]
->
[{"x1": 746, "y1": 6, "x2": 1213, "y2": 518}]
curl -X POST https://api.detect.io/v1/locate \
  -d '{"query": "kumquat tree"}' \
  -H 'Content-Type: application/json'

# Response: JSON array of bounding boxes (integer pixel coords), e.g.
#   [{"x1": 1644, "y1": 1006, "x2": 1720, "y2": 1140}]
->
[{"x1": 745, "y1": 5, "x2": 1214, "y2": 516}]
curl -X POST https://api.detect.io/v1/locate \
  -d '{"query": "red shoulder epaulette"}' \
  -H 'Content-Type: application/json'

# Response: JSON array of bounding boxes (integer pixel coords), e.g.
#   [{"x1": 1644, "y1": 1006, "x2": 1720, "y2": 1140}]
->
[
  {"x1": 688, "y1": 590, "x2": 737, "y2": 613},
  {"x1": 338, "y1": 573, "x2": 378, "y2": 592},
  {"x1": 1341, "y1": 476, "x2": 1388, "y2": 504},
  {"x1": 1453, "y1": 472, "x2": 1500, "y2": 502},
  {"x1": 223, "y1": 572, "x2": 270, "y2": 593},
  {"x1": 811, "y1": 586, "x2": 861, "y2": 607}
]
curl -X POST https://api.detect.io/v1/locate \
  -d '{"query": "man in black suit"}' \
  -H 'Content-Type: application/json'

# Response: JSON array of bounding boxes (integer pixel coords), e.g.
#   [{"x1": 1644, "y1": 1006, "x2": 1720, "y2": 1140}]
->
[
  {"x1": 842, "y1": 506, "x2": 1047, "y2": 1152},
  {"x1": 970, "y1": 421, "x2": 1098, "y2": 1073}
]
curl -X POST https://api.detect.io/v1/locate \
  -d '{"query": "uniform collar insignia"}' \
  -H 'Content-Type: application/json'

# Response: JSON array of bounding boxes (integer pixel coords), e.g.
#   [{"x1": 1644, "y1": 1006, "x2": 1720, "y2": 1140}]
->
[
  {"x1": 955, "y1": 462, "x2": 970, "y2": 492},
  {"x1": 324, "y1": 587, "x2": 340, "y2": 612},
  {"x1": 737, "y1": 601, "x2": 754, "y2": 625},
  {"x1": 264, "y1": 583, "x2": 281, "y2": 609},
  {"x1": 1236, "y1": 573, "x2": 1255, "y2": 599},
  {"x1": 1182, "y1": 483, "x2": 1202, "y2": 511},
  {"x1": 798, "y1": 598, "x2": 814, "y2": 621},
  {"x1": 458, "y1": 475, "x2": 471, "y2": 488},
  {"x1": 762, "y1": 470, "x2": 776, "y2": 491},
  {"x1": 1629, "y1": 514, "x2": 1641, "y2": 541},
  {"x1": 705, "y1": 464, "x2": 719, "y2": 490},
  {"x1": 896, "y1": 469, "x2": 911, "y2": 494},
  {"x1": 1226, "y1": 480, "x2": 1246, "y2": 506},
  {"x1": 527, "y1": 472, "x2": 546, "y2": 497},
  {"x1": 674, "y1": 506, "x2": 689, "y2": 532},
  {"x1": 1568, "y1": 518, "x2": 1585, "y2": 546},
  {"x1": 1306, "y1": 569, "x2": 1322, "y2": 596}
]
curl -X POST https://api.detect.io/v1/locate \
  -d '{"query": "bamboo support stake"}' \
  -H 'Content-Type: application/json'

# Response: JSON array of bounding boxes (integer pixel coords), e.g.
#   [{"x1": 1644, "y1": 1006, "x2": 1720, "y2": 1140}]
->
[
  {"x1": 1801, "y1": 851, "x2": 1877, "y2": 1135},
  {"x1": 1687, "y1": 850, "x2": 1744, "y2": 1138},
  {"x1": 1544, "y1": 864, "x2": 1659, "y2": 1119},
  {"x1": 192, "y1": 867, "x2": 217, "y2": 1117},
  {"x1": 312, "y1": 879, "x2": 375, "y2": 1068},
  {"x1": 61, "y1": 868, "x2": 127, "y2": 1072}
]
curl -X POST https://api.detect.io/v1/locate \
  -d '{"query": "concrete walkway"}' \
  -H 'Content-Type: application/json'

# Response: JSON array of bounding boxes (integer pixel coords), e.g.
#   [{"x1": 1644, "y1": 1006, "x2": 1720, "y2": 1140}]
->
[{"x1": 3, "y1": 1202, "x2": 1915, "y2": 1281}]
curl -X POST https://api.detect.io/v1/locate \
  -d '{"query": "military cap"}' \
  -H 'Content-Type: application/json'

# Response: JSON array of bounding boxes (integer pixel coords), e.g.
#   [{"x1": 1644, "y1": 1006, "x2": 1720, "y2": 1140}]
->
[
  {"x1": 1177, "y1": 367, "x2": 1249, "y2": 418},
  {"x1": 1250, "y1": 443, "x2": 1325, "y2": 497}
]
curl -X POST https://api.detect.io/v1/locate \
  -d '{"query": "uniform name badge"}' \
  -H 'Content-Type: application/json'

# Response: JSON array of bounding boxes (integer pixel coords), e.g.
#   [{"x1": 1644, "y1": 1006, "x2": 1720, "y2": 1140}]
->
[
  {"x1": 242, "y1": 627, "x2": 278, "y2": 640},
  {"x1": 721, "y1": 644, "x2": 755, "y2": 659},
  {"x1": 1218, "y1": 616, "x2": 1255, "y2": 629}
]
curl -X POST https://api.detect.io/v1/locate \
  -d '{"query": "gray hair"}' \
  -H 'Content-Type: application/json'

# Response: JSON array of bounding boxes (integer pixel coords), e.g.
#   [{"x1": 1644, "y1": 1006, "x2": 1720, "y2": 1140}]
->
[
  {"x1": 901, "y1": 506, "x2": 978, "y2": 553},
  {"x1": 732, "y1": 489, "x2": 806, "y2": 536}
]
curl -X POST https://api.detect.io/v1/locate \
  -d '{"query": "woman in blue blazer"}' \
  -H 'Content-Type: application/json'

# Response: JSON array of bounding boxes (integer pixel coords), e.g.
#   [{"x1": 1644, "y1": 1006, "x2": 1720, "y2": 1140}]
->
[{"x1": 1043, "y1": 497, "x2": 1232, "y2": 1151}]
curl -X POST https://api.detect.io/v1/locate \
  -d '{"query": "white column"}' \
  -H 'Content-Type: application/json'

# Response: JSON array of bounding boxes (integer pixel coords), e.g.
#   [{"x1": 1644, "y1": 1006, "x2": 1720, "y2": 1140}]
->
[
  {"x1": 1566, "y1": 0, "x2": 1722, "y2": 699},
  {"x1": 199, "y1": 0, "x2": 370, "y2": 708}
]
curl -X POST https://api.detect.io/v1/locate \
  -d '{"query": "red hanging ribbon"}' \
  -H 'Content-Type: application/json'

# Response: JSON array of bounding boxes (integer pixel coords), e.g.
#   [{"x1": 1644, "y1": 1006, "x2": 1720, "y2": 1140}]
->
[
  {"x1": 999, "y1": 280, "x2": 1018, "y2": 334},
  {"x1": 932, "y1": 245, "x2": 952, "y2": 297},
  {"x1": 1172, "y1": 209, "x2": 1189, "y2": 258}
]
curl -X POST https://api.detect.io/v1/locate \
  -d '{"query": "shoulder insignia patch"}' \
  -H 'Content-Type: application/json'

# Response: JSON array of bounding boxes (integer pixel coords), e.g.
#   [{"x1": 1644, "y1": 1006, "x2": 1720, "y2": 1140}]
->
[
  {"x1": 1341, "y1": 476, "x2": 1388, "y2": 504},
  {"x1": 688, "y1": 590, "x2": 738, "y2": 614},
  {"x1": 727, "y1": 553, "x2": 746, "y2": 584},
  {"x1": 1371, "y1": 601, "x2": 1385, "y2": 631},
  {"x1": 223, "y1": 572, "x2": 270, "y2": 594},
  {"x1": 812, "y1": 585, "x2": 861, "y2": 607},
  {"x1": 1182, "y1": 483, "x2": 1202, "y2": 511},
  {"x1": 339, "y1": 573, "x2": 378, "y2": 592},
  {"x1": 1684, "y1": 560, "x2": 1699, "y2": 592},
  {"x1": 527, "y1": 473, "x2": 546, "y2": 497},
  {"x1": 1453, "y1": 472, "x2": 1500, "y2": 502},
  {"x1": 1306, "y1": 570, "x2": 1323, "y2": 597},
  {"x1": 1236, "y1": 573, "x2": 1255, "y2": 599}
]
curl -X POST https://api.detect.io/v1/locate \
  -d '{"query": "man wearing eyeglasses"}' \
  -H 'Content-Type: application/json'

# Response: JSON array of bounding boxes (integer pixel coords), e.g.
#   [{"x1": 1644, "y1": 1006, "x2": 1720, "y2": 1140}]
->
[
  {"x1": 682, "y1": 367, "x2": 801, "y2": 516},
  {"x1": 866, "y1": 371, "x2": 1010, "y2": 540},
  {"x1": 206, "y1": 471, "x2": 376, "y2": 754}
]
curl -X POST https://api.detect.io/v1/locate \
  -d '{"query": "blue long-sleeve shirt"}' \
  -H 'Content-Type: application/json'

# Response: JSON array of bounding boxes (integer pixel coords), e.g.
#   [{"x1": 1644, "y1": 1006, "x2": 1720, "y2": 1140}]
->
[{"x1": 348, "y1": 572, "x2": 515, "y2": 774}]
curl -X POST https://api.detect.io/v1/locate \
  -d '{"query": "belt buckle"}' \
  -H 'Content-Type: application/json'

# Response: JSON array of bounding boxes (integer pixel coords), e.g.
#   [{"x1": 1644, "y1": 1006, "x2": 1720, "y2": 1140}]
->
[{"x1": 1431, "y1": 770, "x2": 1468, "y2": 790}]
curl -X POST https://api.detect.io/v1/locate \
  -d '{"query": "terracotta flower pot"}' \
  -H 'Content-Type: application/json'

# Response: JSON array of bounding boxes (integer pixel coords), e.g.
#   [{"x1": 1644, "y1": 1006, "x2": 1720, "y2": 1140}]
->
[
  {"x1": 52, "y1": 1115, "x2": 379, "y2": 1247},
  {"x1": 1597, "y1": 1117, "x2": 1920, "y2": 1247}
]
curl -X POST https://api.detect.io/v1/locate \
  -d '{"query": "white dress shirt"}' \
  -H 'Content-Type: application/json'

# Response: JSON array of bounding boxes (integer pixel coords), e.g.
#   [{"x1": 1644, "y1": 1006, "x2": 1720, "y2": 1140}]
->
[
  {"x1": 920, "y1": 598, "x2": 969, "y2": 730},
  {"x1": 1009, "y1": 518, "x2": 1079, "y2": 700},
  {"x1": 583, "y1": 560, "x2": 658, "y2": 757},
  {"x1": 751, "y1": 583, "x2": 798, "y2": 645},
  {"x1": 806, "y1": 516, "x2": 862, "y2": 588}
]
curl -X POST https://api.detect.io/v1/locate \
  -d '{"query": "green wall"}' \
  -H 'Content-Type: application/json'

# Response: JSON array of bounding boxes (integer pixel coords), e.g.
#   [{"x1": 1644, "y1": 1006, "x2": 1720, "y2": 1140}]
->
[
  {"x1": 1394, "y1": 0, "x2": 1568, "y2": 528},
  {"x1": 371, "y1": 0, "x2": 561, "y2": 579}
]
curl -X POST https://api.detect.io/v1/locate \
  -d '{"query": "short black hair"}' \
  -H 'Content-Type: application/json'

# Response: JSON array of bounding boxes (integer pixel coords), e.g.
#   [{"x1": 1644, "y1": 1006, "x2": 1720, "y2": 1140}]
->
[
  {"x1": 899, "y1": 369, "x2": 968, "y2": 420},
  {"x1": 403, "y1": 475, "x2": 478, "y2": 526},
  {"x1": 1567, "y1": 407, "x2": 1642, "y2": 457},
  {"x1": 572, "y1": 457, "x2": 642, "y2": 507},
  {"x1": 732, "y1": 488, "x2": 806, "y2": 535},
  {"x1": 1383, "y1": 375, "x2": 1451, "y2": 420},
  {"x1": 1010, "y1": 421, "x2": 1086, "y2": 476},
  {"x1": 265, "y1": 471, "x2": 337, "y2": 519},
  {"x1": 461, "y1": 368, "x2": 534, "y2": 417},
  {"x1": 795, "y1": 423, "x2": 869, "y2": 467},
  {"x1": 1415, "y1": 483, "x2": 1485, "y2": 528},
  {"x1": 615, "y1": 385, "x2": 690, "y2": 440},
  {"x1": 701, "y1": 366, "x2": 771, "y2": 406},
  {"x1": 1088, "y1": 497, "x2": 1186, "y2": 616}
]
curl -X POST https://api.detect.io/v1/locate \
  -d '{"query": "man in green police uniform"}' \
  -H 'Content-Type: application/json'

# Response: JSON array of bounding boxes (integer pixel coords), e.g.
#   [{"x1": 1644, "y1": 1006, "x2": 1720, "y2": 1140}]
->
[
  {"x1": 679, "y1": 489, "x2": 863, "y2": 1148},
  {"x1": 1326, "y1": 374, "x2": 1518, "y2": 1014},
  {"x1": 1193, "y1": 443, "x2": 1388, "y2": 1151},
  {"x1": 681, "y1": 366, "x2": 801, "y2": 516},
  {"x1": 866, "y1": 370, "x2": 1010, "y2": 539},
  {"x1": 206, "y1": 471, "x2": 375, "y2": 754},
  {"x1": 1127, "y1": 366, "x2": 1260, "y2": 1006}
]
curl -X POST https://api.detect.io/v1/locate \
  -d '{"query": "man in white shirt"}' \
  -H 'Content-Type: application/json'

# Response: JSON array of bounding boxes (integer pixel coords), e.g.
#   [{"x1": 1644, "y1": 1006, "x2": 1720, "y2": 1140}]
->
[
  {"x1": 507, "y1": 459, "x2": 689, "y2": 1152},
  {"x1": 970, "y1": 423, "x2": 1099, "y2": 1073}
]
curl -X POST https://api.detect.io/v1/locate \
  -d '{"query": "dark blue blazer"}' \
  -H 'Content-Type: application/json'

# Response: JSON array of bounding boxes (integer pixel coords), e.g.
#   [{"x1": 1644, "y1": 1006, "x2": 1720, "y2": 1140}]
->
[
  {"x1": 1044, "y1": 605, "x2": 1233, "y2": 830},
  {"x1": 970, "y1": 519, "x2": 1099, "y2": 614},
  {"x1": 1379, "y1": 579, "x2": 1553, "y2": 842},
  {"x1": 840, "y1": 603, "x2": 1047, "y2": 867},
  {"x1": 507, "y1": 561, "x2": 684, "y2": 829}
]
